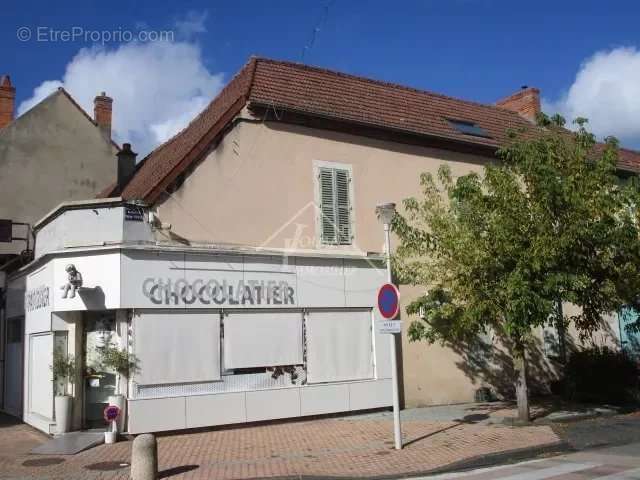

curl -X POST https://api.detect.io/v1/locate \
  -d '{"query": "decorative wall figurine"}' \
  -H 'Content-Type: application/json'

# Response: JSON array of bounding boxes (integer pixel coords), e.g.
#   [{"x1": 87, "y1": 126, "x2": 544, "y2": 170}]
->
[{"x1": 60, "y1": 264, "x2": 83, "y2": 298}]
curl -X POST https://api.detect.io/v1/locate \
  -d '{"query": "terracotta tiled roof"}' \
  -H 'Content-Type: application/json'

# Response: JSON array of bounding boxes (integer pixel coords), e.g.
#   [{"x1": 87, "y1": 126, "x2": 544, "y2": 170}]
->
[
  {"x1": 113, "y1": 57, "x2": 640, "y2": 202},
  {"x1": 115, "y1": 59, "x2": 257, "y2": 201}
]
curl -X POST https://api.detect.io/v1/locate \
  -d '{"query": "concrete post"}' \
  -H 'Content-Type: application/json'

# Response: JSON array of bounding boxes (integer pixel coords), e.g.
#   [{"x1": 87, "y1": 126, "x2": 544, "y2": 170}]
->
[{"x1": 131, "y1": 434, "x2": 158, "y2": 480}]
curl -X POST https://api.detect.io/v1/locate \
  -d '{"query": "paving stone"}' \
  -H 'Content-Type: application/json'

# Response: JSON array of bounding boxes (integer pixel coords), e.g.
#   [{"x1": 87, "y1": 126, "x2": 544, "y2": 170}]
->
[{"x1": 0, "y1": 411, "x2": 561, "y2": 480}]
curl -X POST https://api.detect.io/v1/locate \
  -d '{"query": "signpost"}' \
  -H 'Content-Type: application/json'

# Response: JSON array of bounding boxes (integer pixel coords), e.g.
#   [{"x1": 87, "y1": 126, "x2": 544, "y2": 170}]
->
[
  {"x1": 377, "y1": 282, "x2": 402, "y2": 450},
  {"x1": 376, "y1": 201, "x2": 402, "y2": 450}
]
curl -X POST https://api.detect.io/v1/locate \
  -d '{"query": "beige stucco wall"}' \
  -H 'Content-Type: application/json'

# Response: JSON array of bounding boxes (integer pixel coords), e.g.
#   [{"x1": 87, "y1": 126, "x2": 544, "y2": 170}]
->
[
  {"x1": 0, "y1": 91, "x2": 117, "y2": 255},
  {"x1": 155, "y1": 118, "x2": 620, "y2": 407},
  {"x1": 156, "y1": 119, "x2": 488, "y2": 253}
]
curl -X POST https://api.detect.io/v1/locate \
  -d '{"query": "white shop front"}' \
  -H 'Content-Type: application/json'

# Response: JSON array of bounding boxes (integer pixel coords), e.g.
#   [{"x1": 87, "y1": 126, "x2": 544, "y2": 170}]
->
[{"x1": 3, "y1": 201, "x2": 393, "y2": 434}]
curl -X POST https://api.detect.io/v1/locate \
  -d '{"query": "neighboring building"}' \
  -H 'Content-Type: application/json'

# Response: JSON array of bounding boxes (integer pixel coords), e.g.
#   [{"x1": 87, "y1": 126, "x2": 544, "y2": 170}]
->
[
  {"x1": 102, "y1": 57, "x2": 633, "y2": 408},
  {"x1": 0, "y1": 77, "x2": 118, "y2": 266},
  {"x1": 0, "y1": 75, "x2": 119, "y2": 416}
]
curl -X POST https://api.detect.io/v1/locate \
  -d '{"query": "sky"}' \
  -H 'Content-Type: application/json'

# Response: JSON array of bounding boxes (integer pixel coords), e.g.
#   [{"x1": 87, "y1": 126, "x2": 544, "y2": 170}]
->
[{"x1": 2, "y1": 0, "x2": 640, "y2": 155}]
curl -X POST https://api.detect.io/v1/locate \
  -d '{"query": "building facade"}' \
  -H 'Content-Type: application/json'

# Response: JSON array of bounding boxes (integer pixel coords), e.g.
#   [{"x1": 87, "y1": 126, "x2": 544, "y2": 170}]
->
[
  {"x1": 0, "y1": 79, "x2": 118, "y2": 261},
  {"x1": 6, "y1": 200, "x2": 392, "y2": 433}
]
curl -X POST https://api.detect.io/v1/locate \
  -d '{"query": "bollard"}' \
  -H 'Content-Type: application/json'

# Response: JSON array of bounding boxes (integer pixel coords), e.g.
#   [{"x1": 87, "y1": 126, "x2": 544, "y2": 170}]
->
[{"x1": 131, "y1": 434, "x2": 158, "y2": 480}]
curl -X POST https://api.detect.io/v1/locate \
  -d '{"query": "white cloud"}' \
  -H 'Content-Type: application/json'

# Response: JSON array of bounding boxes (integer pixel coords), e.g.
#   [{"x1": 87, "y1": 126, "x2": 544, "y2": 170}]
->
[
  {"x1": 174, "y1": 10, "x2": 208, "y2": 39},
  {"x1": 18, "y1": 37, "x2": 224, "y2": 157},
  {"x1": 17, "y1": 80, "x2": 63, "y2": 113},
  {"x1": 543, "y1": 46, "x2": 640, "y2": 147}
]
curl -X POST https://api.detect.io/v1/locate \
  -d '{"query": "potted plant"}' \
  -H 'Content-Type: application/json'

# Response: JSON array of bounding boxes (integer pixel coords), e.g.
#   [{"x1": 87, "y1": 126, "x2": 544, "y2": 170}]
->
[
  {"x1": 50, "y1": 348, "x2": 75, "y2": 434},
  {"x1": 96, "y1": 339, "x2": 138, "y2": 436}
]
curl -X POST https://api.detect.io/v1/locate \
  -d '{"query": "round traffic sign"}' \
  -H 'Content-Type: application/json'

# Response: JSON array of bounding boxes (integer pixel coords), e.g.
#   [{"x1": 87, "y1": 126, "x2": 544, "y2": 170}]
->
[{"x1": 378, "y1": 283, "x2": 400, "y2": 319}]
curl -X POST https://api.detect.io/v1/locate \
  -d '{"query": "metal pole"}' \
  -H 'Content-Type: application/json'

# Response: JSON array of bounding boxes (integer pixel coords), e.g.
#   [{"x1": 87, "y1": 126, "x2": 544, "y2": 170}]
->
[{"x1": 384, "y1": 222, "x2": 402, "y2": 450}]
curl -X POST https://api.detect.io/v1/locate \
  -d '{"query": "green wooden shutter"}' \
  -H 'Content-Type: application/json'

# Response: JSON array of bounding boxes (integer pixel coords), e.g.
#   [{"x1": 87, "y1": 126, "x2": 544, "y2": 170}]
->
[
  {"x1": 319, "y1": 168, "x2": 337, "y2": 244},
  {"x1": 319, "y1": 167, "x2": 352, "y2": 245},
  {"x1": 335, "y1": 169, "x2": 352, "y2": 244}
]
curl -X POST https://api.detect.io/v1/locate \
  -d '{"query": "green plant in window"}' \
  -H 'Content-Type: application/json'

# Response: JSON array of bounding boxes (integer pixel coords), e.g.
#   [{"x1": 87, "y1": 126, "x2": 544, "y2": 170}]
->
[
  {"x1": 96, "y1": 340, "x2": 139, "y2": 376},
  {"x1": 95, "y1": 338, "x2": 139, "y2": 396},
  {"x1": 50, "y1": 348, "x2": 75, "y2": 396}
]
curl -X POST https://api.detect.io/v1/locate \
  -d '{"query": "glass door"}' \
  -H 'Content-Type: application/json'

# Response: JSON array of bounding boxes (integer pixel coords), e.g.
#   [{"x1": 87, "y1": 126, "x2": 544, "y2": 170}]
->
[{"x1": 83, "y1": 312, "x2": 118, "y2": 429}]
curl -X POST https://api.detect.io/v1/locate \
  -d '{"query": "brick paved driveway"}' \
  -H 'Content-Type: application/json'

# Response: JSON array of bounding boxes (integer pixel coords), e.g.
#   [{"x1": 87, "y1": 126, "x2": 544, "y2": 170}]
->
[{"x1": 0, "y1": 411, "x2": 561, "y2": 480}]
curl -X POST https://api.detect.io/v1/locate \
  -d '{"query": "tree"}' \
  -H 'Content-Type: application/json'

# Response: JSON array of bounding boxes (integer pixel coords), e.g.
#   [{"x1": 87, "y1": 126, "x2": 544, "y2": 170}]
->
[{"x1": 392, "y1": 115, "x2": 640, "y2": 421}]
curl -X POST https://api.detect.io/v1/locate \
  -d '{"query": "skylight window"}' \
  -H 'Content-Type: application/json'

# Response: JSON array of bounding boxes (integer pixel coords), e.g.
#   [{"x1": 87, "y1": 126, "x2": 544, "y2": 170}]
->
[{"x1": 447, "y1": 119, "x2": 491, "y2": 138}]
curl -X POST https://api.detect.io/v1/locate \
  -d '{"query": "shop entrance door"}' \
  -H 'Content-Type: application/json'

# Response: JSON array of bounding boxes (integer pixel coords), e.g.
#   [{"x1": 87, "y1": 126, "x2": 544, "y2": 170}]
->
[{"x1": 83, "y1": 312, "x2": 117, "y2": 429}]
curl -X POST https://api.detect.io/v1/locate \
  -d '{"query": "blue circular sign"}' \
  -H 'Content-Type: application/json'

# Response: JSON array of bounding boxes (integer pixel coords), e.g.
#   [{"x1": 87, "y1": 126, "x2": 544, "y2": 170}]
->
[{"x1": 378, "y1": 283, "x2": 400, "y2": 319}]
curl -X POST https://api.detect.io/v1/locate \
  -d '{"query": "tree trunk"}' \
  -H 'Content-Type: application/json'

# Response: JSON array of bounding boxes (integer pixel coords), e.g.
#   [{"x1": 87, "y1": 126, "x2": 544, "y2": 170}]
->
[
  {"x1": 513, "y1": 341, "x2": 530, "y2": 422},
  {"x1": 555, "y1": 300, "x2": 567, "y2": 364}
]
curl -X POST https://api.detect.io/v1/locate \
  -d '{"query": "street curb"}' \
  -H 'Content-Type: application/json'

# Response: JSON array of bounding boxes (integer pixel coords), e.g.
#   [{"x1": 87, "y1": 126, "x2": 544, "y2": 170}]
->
[
  {"x1": 409, "y1": 440, "x2": 572, "y2": 478},
  {"x1": 533, "y1": 409, "x2": 621, "y2": 425},
  {"x1": 238, "y1": 441, "x2": 571, "y2": 480}
]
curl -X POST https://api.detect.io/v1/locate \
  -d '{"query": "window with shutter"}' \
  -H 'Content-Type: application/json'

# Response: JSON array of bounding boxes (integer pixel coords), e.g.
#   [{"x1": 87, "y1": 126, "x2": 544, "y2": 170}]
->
[{"x1": 318, "y1": 166, "x2": 353, "y2": 245}]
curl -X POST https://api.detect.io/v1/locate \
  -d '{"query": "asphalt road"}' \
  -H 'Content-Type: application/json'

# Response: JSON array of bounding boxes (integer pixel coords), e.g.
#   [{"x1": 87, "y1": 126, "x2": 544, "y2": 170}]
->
[{"x1": 420, "y1": 442, "x2": 640, "y2": 480}]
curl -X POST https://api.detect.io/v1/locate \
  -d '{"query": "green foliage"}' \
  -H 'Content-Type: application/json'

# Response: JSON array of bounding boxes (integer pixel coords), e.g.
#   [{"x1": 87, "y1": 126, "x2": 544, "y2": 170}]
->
[
  {"x1": 50, "y1": 348, "x2": 75, "y2": 396},
  {"x1": 96, "y1": 340, "x2": 139, "y2": 376},
  {"x1": 560, "y1": 347, "x2": 640, "y2": 404},
  {"x1": 394, "y1": 115, "x2": 640, "y2": 354}
]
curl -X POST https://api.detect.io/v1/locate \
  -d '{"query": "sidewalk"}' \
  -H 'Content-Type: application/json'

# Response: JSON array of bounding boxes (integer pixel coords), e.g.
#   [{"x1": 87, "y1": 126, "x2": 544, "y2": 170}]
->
[{"x1": 0, "y1": 406, "x2": 563, "y2": 480}]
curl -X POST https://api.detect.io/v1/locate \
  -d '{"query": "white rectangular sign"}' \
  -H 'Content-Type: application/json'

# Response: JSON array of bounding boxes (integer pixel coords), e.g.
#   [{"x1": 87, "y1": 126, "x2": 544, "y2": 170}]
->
[{"x1": 377, "y1": 320, "x2": 402, "y2": 334}]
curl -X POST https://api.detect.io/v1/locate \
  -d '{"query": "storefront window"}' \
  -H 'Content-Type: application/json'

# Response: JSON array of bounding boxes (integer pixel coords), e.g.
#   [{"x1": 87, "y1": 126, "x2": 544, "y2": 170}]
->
[
  {"x1": 305, "y1": 310, "x2": 373, "y2": 383},
  {"x1": 223, "y1": 311, "x2": 303, "y2": 371},
  {"x1": 133, "y1": 311, "x2": 221, "y2": 385}
]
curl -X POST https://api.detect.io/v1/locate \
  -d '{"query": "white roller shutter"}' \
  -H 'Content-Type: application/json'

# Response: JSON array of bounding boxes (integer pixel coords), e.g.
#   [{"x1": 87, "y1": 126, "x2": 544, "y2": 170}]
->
[
  {"x1": 224, "y1": 311, "x2": 303, "y2": 369},
  {"x1": 134, "y1": 311, "x2": 220, "y2": 385},
  {"x1": 306, "y1": 310, "x2": 374, "y2": 383}
]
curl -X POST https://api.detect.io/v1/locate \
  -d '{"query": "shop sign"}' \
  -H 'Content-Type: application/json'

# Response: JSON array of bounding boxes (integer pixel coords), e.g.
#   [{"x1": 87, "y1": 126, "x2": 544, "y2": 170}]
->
[
  {"x1": 25, "y1": 285, "x2": 50, "y2": 312},
  {"x1": 142, "y1": 278, "x2": 297, "y2": 306}
]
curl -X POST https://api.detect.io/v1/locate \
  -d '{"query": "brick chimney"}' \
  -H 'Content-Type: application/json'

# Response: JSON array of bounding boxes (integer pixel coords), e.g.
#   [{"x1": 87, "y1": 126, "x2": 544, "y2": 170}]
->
[
  {"x1": 496, "y1": 86, "x2": 541, "y2": 122},
  {"x1": 0, "y1": 75, "x2": 16, "y2": 129},
  {"x1": 94, "y1": 91, "x2": 113, "y2": 138}
]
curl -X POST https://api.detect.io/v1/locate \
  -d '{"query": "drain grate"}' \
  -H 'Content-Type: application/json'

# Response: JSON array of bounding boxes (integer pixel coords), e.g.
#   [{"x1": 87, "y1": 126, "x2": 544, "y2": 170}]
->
[
  {"x1": 22, "y1": 457, "x2": 66, "y2": 467},
  {"x1": 85, "y1": 461, "x2": 130, "y2": 471}
]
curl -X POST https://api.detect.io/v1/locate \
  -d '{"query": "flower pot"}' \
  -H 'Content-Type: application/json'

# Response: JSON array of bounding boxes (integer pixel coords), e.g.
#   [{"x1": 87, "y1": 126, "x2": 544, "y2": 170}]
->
[
  {"x1": 107, "y1": 394, "x2": 126, "y2": 433},
  {"x1": 104, "y1": 431, "x2": 117, "y2": 444},
  {"x1": 54, "y1": 395, "x2": 73, "y2": 434}
]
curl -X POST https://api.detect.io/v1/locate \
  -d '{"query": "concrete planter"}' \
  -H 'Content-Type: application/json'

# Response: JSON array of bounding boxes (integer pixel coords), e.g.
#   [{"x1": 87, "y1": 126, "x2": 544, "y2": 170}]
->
[
  {"x1": 108, "y1": 394, "x2": 126, "y2": 433},
  {"x1": 54, "y1": 395, "x2": 72, "y2": 434}
]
